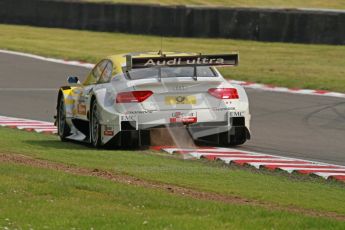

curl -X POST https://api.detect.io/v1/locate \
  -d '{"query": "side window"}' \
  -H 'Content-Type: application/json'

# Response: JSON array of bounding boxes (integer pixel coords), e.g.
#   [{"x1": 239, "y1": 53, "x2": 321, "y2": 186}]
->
[
  {"x1": 91, "y1": 60, "x2": 108, "y2": 83},
  {"x1": 98, "y1": 60, "x2": 113, "y2": 83}
]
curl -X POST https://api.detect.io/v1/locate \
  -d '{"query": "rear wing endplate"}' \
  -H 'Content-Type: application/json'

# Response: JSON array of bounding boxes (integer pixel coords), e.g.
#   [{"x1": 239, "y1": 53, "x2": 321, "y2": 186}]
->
[{"x1": 125, "y1": 53, "x2": 239, "y2": 71}]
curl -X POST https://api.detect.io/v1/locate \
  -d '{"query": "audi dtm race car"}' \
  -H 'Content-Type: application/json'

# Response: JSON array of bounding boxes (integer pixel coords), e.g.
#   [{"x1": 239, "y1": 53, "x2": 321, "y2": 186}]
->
[{"x1": 55, "y1": 52, "x2": 251, "y2": 148}]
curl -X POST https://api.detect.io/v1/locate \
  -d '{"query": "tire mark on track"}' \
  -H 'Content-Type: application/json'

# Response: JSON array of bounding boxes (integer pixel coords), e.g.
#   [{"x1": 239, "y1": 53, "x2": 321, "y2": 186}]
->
[{"x1": 302, "y1": 102, "x2": 345, "y2": 131}]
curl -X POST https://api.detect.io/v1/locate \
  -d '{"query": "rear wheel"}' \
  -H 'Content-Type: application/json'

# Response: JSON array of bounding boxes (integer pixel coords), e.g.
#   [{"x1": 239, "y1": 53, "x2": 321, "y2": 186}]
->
[
  {"x1": 57, "y1": 97, "x2": 70, "y2": 141},
  {"x1": 90, "y1": 101, "x2": 102, "y2": 147}
]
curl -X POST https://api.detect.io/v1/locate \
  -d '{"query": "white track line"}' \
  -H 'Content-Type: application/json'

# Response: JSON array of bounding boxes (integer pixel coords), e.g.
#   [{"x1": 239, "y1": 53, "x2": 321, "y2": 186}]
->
[
  {"x1": 1, "y1": 49, "x2": 345, "y2": 98},
  {"x1": 0, "y1": 88, "x2": 57, "y2": 91},
  {"x1": 0, "y1": 50, "x2": 94, "y2": 69},
  {"x1": 228, "y1": 80, "x2": 345, "y2": 98}
]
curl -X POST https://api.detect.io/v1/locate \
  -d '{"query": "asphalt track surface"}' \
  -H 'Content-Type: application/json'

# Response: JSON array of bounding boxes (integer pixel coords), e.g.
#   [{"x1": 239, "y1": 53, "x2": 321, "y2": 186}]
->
[{"x1": 1, "y1": 52, "x2": 345, "y2": 165}]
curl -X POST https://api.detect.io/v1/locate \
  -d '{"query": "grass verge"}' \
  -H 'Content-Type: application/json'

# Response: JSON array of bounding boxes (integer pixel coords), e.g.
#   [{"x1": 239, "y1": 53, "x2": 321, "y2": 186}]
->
[
  {"x1": 2, "y1": 163, "x2": 345, "y2": 229},
  {"x1": 1, "y1": 24, "x2": 345, "y2": 92},
  {"x1": 1, "y1": 127, "x2": 345, "y2": 224}
]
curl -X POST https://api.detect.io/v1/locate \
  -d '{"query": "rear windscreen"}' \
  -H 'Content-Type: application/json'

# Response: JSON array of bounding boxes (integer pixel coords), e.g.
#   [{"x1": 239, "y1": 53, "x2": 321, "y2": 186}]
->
[{"x1": 126, "y1": 67, "x2": 217, "y2": 80}]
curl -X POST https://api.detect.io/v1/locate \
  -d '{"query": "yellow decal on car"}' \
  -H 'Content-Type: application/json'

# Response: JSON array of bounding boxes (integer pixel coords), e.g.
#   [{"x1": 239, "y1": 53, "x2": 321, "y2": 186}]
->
[{"x1": 165, "y1": 95, "x2": 196, "y2": 105}]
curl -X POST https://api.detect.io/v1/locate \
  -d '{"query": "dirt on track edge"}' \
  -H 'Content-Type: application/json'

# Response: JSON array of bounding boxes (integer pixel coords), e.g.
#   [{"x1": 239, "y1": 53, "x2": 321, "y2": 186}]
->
[{"x1": 1, "y1": 153, "x2": 345, "y2": 221}]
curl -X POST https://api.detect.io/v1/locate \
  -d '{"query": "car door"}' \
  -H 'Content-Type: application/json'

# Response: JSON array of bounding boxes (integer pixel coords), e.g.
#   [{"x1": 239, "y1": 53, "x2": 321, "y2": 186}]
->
[{"x1": 73, "y1": 60, "x2": 110, "y2": 120}]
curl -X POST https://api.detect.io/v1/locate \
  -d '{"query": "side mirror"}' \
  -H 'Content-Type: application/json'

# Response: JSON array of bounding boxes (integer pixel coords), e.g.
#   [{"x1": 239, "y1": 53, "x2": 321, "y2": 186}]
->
[{"x1": 67, "y1": 76, "x2": 81, "y2": 85}]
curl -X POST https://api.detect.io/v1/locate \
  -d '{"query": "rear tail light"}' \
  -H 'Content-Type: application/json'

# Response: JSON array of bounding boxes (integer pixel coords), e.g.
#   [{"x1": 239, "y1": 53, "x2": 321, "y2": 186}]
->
[
  {"x1": 208, "y1": 88, "x2": 239, "y2": 99},
  {"x1": 116, "y1": 91, "x2": 153, "y2": 103}
]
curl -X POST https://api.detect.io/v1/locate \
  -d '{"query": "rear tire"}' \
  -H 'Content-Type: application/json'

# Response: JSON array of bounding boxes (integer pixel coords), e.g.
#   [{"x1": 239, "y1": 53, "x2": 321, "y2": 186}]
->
[
  {"x1": 57, "y1": 96, "x2": 70, "y2": 141},
  {"x1": 90, "y1": 100, "x2": 102, "y2": 148}
]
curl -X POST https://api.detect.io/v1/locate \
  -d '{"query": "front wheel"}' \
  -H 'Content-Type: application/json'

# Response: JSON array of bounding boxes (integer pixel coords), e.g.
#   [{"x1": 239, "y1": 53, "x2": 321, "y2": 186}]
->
[
  {"x1": 57, "y1": 96, "x2": 70, "y2": 141},
  {"x1": 90, "y1": 101, "x2": 102, "y2": 148}
]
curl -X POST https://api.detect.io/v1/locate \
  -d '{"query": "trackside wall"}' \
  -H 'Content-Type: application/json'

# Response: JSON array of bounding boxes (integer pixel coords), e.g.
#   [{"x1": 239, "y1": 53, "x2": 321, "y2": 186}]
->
[{"x1": 1, "y1": 0, "x2": 345, "y2": 45}]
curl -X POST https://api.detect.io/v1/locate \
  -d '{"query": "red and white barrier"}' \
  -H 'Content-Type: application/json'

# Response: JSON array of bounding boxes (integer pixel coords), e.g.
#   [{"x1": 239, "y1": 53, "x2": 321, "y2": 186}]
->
[
  {"x1": 159, "y1": 147, "x2": 345, "y2": 183},
  {"x1": 2, "y1": 114, "x2": 344, "y2": 183},
  {"x1": 0, "y1": 115, "x2": 56, "y2": 134}
]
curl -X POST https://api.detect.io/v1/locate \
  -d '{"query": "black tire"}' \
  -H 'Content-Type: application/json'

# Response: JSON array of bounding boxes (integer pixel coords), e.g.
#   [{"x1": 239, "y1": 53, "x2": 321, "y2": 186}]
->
[
  {"x1": 90, "y1": 100, "x2": 102, "y2": 148},
  {"x1": 57, "y1": 96, "x2": 70, "y2": 141}
]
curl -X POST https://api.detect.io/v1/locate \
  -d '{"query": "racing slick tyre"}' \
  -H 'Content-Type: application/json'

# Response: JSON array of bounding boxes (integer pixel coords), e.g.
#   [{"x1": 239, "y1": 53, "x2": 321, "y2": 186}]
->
[
  {"x1": 90, "y1": 101, "x2": 102, "y2": 148},
  {"x1": 57, "y1": 96, "x2": 70, "y2": 141}
]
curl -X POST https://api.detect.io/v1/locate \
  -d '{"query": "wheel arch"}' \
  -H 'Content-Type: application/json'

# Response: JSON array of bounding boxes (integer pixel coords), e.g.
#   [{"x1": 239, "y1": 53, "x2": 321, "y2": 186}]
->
[
  {"x1": 88, "y1": 88, "x2": 108, "y2": 119},
  {"x1": 56, "y1": 86, "x2": 71, "y2": 108},
  {"x1": 56, "y1": 86, "x2": 71, "y2": 123},
  {"x1": 56, "y1": 86, "x2": 72, "y2": 140},
  {"x1": 88, "y1": 94, "x2": 97, "y2": 120}
]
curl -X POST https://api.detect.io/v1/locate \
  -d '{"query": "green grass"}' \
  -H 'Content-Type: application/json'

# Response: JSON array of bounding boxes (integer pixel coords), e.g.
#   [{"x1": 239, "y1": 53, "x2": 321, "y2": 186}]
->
[
  {"x1": 1, "y1": 127, "x2": 345, "y2": 220},
  {"x1": 1, "y1": 24, "x2": 345, "y2": 92},
  {"x1": 2, "y1": 164, "x2": 345, "y2": 229},
  {"x1": 86, "y1": 0, "x2": 345, "y2": 10}
]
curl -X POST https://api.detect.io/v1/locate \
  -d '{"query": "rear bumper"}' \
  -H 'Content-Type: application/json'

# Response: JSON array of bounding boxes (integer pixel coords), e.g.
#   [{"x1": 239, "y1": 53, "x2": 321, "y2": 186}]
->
[
  {"x1": 100, "y1": 108, "x2": 251, "y2": 146},
  {"x1": 117, "y1": 110, "x2": 250, "y2": 129},
  {"x1": 106, "y1": 124, "x2": 250, "y2": 147},
  {"x1": 121, "y1": 115, "x2": 249, "y2": 136},
  {"x1": 107, "y1": 117, "x2": 250, "y2": 147}
]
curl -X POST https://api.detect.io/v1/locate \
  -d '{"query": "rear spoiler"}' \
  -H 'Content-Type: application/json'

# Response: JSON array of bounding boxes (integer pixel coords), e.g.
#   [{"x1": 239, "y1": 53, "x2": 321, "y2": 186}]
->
[{"x1": 126, "y1": 53, "x2": 239, "y2": 70}]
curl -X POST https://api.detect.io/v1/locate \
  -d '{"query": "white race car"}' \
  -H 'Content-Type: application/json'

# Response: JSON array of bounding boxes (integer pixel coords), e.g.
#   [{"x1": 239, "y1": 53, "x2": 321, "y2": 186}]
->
[{"x1": 55, "y1": 52, "x2": 251, "y2": 148}]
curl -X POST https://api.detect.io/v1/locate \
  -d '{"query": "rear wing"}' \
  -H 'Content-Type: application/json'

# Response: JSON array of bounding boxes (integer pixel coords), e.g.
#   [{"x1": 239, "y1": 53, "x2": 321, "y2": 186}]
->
[{"x1": 126, "y1": 53, "x2": 239, "y2": 70}]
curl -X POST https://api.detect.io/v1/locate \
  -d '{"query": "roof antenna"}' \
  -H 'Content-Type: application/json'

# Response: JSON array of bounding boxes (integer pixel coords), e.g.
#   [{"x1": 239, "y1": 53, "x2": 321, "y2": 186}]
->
[
  {"x1": 158, "y1": 34, "x2": 163, "y2": 56},
  {"x1": 157, "y1": 35, "x2": 163, "y2": 82}
]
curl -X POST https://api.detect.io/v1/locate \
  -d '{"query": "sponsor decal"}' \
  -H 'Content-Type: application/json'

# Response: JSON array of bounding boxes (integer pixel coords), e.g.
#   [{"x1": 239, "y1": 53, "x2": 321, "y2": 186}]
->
[
  {"x1": 125, "y1": 111, "x2": 153, "y2": 114},
  {"x1": 170, "y1": 117, "x2": 197, "y2": 124},
  {"x1": 104, "y1": 130, "x2": 114, "y2": 136},
  {"x1": 172, "y1": 111, "x2": 196, "y2": 117},
  {"x1": 130, "y1": 54, "x2": 238, "y2": 69},
  {"x1": 77, "y1": 104, "x2": 86, "y2": 115},
  {"x1": 229, "y1": 111, "x2": 245, "y2": 117},
  {"x1": 165, "y1": 95, "x2": 196, "y2": 105},
  {"x1": 104, "y1": 125, "x2": 114, "y2": 136},
  {"x1": 121, "y1": 115, "x2": 137, "y2": 121},
  {"x1": 170, "y1": 112, "x2": 197, "y2": 124},
  {"x1": 143, "y1": 57, "x2": 225, "y2": 67},
  {"x1": 176, "y1": 96, "x2": 186, "y2": 103},
  {"x1": 174, "y1": 85, "x2": 186, "y2": 91}
]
